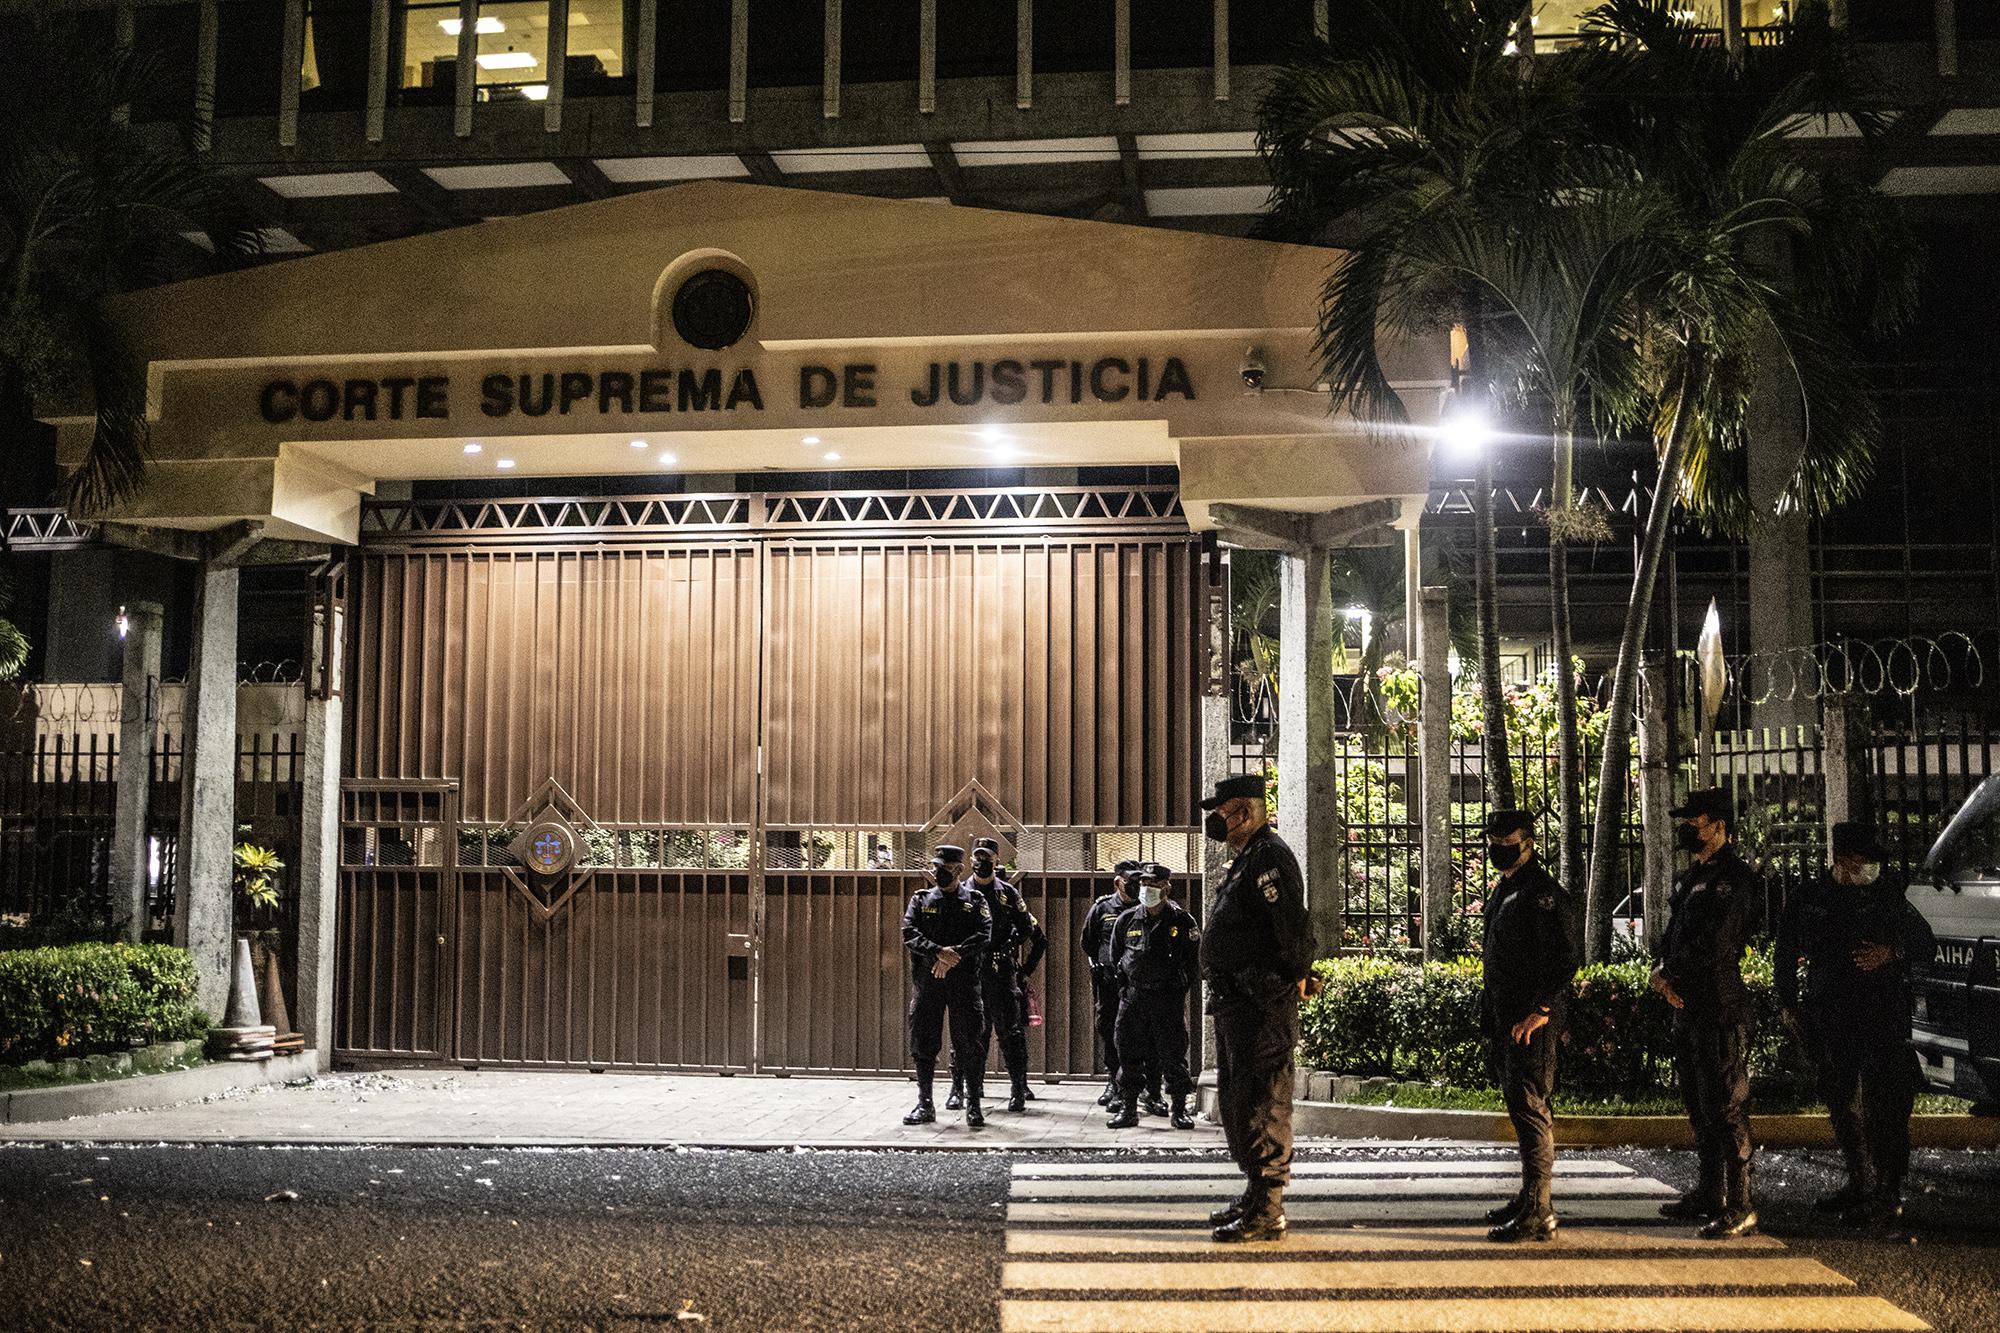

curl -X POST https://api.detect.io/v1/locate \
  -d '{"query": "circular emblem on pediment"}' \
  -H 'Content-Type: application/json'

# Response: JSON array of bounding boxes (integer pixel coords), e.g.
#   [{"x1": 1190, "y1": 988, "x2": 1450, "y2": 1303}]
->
[
  {"x1": 673, "y1": 269, "x2": 754, "y2": 350},
  {"x1": 523, "y1": 818, "x2": 577, "y2": 878}
]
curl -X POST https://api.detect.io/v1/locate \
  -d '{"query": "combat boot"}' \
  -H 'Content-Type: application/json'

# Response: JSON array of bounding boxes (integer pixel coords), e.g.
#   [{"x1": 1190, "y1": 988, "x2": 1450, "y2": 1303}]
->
[
  {"x1": 1008, "y1": 1073, "x2": 1028, "y2": 1113},
  {"x1": 1213, "y1": 1185, "x2": 1286, "y2": 1243},
  {"x1": 1844, "y1": 1176, "x2": 1905, "y2": 1232},
  {"x1": 1096, "y1": 1077, "x2": 1117, "y2": 1107},
  {"x1": 1209, "y1": 1185, "x2": 1252, "y2": 1226},
  {"x1": 1660, "y1": 1160, "x2": 1724, "y2": 1221},
  {"x1": 1698, "y1": 1163, "x2": 1758, "y2": 1239},
  {"x1": 1143, "y1": 1093, "x2": 1171, "y2": 1118},
  {"x1": 965, "y1": 1097, "x2": 986, "y2": 1129},
  {"x1": 1106, "y1": 1100, "x2": 1140, "y2": 1129},
  {"x1": 1170, "y1": 1096, "x2": 1196, "y2": 1130},
  {"x1": 903, "y1": 1099, "x2": 936, "y2": 1125},
  {"x1": 1815, "y1": 1178, "x2": 1873, "y2": 1215},
  {"x1": 1485, "y1": 1194, "x2": 1526, "y2": 1225},
  {"x1": 1488, "y1": 1206, "x2": 1558, "y2": 1243},
  {"x1": 945, "y1": 1068, "x2": 964, "y2": 1111}
]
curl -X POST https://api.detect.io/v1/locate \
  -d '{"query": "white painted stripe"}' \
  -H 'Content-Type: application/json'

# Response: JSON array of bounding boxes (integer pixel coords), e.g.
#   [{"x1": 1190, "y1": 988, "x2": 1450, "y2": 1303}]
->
[
  {"x1": 1007, "y1": 1197, "x2": 1671, "y2": 1225},
  {"x1": 1011, "y1": 1177, "x2": 1675, "y2": 1201},
  {"x1": 1012, "y1": 1160, "x2": 1634, "y2": 1179},
  {"x1": 1002, "y1": 1255, "x2": 1851, "y2": 1291},
  {"x1": 1004, "y1": 1226, "x2": 1786, "y2": 1255},
  {"x1": 997, "y1": 1295, "x2": 1929, "y2": 1332}
]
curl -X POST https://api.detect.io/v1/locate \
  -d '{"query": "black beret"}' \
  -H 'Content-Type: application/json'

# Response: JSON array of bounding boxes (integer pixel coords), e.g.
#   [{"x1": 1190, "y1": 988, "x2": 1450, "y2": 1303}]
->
[
  {"x1": 1200, "y1": 773, "x2": 1268, "y2": 810},
  {"x1": 1668, "y1": 788, "x2": 1732, "y2": 822},
  {"x1": 1831, "y1": 822, "x2": 1885, "y2": 859},
  {"x1": 1483, "y1": 809, "x2": 1536, "y2": 839}
]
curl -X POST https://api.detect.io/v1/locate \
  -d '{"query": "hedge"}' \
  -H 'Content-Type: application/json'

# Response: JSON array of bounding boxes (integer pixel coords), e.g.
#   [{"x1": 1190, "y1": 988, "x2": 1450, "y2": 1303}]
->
[
  {"x1": 1299, "y1": 947, "x2": 1803, "y2": 1102},
  {"x1": 0, "y1": 943, "x2": 208, "y2": 1064}
]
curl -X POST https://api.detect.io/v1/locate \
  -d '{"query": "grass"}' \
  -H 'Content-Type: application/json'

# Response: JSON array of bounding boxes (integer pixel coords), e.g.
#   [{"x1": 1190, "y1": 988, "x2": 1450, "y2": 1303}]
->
[{"x1": 1341, "y1": 1083, "x2": 1975, "y2": 1117}]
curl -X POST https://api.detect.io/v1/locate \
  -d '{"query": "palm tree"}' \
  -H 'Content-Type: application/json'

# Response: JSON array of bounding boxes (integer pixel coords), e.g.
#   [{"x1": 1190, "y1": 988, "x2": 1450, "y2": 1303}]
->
[
  {"x1": 1260, "y1": 0, "x2": 1591, "y2": 811},
  {"x1": 1571, "y1": 0, "x2": 1921, "y2": 961},
  {"x1": 0, "y1": 16, "x2": 263, "y2": 530}
]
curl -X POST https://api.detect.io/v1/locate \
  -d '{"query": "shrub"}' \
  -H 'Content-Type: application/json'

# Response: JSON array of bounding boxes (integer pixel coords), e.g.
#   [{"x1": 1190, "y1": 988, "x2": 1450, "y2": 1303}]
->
[
  {"x1": 1299, "y1": 944, "x2": 1802, "y2": 1103},
  {"x1": 0, "y1": 942, "x2": 207, "y2": 1064}
]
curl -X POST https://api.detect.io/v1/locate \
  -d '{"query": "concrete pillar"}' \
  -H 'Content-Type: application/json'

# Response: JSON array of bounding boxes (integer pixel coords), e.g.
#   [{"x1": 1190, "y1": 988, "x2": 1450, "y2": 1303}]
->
[
  {"x1": 1198, "y1": 545, "x2": 1231, "y2": 1077},
  {"x1": 1822, "y1": 695, "x2": 1875, "y2": 837},
  {"x1": 112, "y1": 602, "x2": 163, "y2": 943},
  {"x1": 1747, "y1": 243, "x2": 1813, "y2": 731},
  {"x1": 1279, "y1": 547, "x2": 1341, "y2": 954},
  {"x1": 1637, "y1": 652, "x2": 1676, "y2": 951},
  {"x1": 174, "y1": 563, "x2": 240, "y2": 1021},
  {"x1": 1401, "y1": 515, "x2": 1422, "y2": 664},
  {"x1": 1418, "y1": 586, "x2": 1453, "y2": 959},
  {"x1": 295, "y1": 595, "x2": 345, "y2": 1070}
]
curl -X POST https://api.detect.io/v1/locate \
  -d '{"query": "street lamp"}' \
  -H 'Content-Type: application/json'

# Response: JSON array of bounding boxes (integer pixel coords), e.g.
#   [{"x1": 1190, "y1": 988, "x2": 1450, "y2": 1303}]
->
[{"x1": 1438, "y1": 391, "x2": 1491, "y2": 461}]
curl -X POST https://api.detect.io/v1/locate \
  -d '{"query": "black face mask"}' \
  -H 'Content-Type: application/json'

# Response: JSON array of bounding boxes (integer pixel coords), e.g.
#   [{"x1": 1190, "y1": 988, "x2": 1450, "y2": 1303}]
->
[
  {"x1": 972, "y1": 855, "x2": 996, "y2": 878},
  {"x1": 1675, "y1": 823, "x2": 1705, "y2": 854},
  {"x1": 1203, "y1": 812, "x2": 1231, "y2": 843},
  {"x1": 1487, "y1": 841, "x2": 1523, "y2": 871},
  {"x1": 932, "y1": 864, "x2": 956, "y2": 888}
]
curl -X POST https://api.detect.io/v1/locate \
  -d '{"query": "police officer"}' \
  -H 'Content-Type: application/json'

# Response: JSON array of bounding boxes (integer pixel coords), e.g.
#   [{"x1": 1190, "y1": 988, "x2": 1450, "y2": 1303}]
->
[
  {"x1": 1776, "y1": 821, "x2": 1934, "y2": 1229},
  {"x1": 1082, "y1": 861, "x2": 1143, "y2": 1109},
  {"x1": 1477, "y1": 810, "x2": 1577, "y2": 1243},
  {"x1": 901, "y1": 845, "x2": 993, "y2": 1129},
  {"x1": 948, "y1": 837, "x2": 1049, "y2": 1113},
  {"x1": 1653, "y1": 788, "x2": 1763, "y2": 1239},
  {"x1": 1200, "y1": 773, "x2": 1316, "y2": 1243},
  {"x1": 1106, "y1": 862, "x2": 1201, "y2": 1131}
]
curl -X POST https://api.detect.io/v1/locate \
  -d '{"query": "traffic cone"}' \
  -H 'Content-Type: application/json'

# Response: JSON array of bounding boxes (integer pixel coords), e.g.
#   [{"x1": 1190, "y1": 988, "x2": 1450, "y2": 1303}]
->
[{"x1": 206, "y1": 937, "x2": 276, "y2": 1061}]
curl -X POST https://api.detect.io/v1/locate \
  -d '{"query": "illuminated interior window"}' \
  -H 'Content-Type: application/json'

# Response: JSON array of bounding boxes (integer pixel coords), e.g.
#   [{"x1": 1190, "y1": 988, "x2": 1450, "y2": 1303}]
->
[
  {"x1": 568, "y1": 0, "x2": 624, "y2": 78},
  {"x1": 401, "y1": 2, "x2": 552, "y2": 99}
]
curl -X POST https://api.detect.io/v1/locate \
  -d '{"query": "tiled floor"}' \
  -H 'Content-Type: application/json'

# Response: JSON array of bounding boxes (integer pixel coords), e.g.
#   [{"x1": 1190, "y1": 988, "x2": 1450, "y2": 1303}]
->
[{"x1": 2, "y1": 1067, "x2": 1231, "y2": 1149}]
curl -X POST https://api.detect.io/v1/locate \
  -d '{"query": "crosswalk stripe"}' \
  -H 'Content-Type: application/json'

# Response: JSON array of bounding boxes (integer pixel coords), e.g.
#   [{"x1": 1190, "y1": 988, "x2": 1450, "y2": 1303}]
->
[
  {"x1": 1001, "y1": 1255, "x2": 1852, "y2": 1291},
  {"x1": 996, "y1": 1295, "x2": 1930, "y2": 1332},
  {"x1": 1010, "y1": 1177, "x2": 1677, "y2": 1201},
  {"x1": 1011, "y1": 1160, "x2": 1635, "y2": 1179},
  {"x1": 1004, "y1": 1227, "x2": 1788, "y2": 1255},
  {"x1": 1007, "y1": 1197, "x2": 1679, "y2": 1225}
]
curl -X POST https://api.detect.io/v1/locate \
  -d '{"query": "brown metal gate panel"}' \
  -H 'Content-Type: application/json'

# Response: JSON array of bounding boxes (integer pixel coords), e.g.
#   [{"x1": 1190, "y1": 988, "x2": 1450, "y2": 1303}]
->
[
  {"x1": 757, "y1": 871, "x2": 913, "y2": 1074},
  {"x1": 760, "y1": 539, "x2": 1201, "y2": 827},
  {"x1": 452, "y1": 869, "x2": 754, "y2": 1070},
  {"x1": 335, "y1": 783, "x2": 457, "y2": 1062}
]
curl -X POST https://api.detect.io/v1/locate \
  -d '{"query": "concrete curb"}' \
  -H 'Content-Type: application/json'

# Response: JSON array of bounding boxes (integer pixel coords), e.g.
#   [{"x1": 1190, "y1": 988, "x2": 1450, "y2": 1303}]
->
[
  {"x1": 0, "y1": 1051, "x2": 321, "y2": 1125},
  {"x1": 1275, "y1": 1099, "x2": 2000, "y2": 1149}
]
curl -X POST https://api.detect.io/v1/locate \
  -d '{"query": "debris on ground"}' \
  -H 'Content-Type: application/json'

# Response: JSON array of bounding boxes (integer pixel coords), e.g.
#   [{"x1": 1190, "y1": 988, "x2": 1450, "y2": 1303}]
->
[{"x1": 263, "y1": 1189, "x2": 300, "y2": 1202}]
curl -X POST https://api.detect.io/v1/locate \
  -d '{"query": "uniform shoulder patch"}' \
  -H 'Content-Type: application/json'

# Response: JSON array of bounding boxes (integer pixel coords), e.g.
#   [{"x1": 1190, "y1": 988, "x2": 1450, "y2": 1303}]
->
[
  {"x1": 1536, "y1": 892, "x2": 1556, "y2": 911},
  {"x1": 1264, "y1": 883, "x2": 1280, "y2": 903}
]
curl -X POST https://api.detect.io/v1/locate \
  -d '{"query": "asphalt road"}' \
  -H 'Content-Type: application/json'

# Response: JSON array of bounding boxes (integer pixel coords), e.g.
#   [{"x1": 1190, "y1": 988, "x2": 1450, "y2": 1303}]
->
[{"x1": 1, "y1": 1143, "x2": 1996, "y2": 1332}]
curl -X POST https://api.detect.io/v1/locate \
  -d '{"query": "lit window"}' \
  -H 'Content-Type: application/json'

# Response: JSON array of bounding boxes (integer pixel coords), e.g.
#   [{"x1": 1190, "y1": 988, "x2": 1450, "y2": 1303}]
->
[
  {"x1": 401, "y1": 2, "x2": 551, "y2": 99},
  {"x1": 568, "y1": 0, "x2": 624, "y2": 79}
]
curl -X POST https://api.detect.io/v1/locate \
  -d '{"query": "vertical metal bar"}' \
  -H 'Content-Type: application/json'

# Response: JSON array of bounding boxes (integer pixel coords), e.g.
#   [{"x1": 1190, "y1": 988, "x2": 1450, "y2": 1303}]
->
[
  {"x1": 1016, "y1": 0, "x2": 1032, "y2": 110},
  {"x1": 279, "y1": 0, "x2": 305, "y2": 147},
  {"x1": 1936, "y1": 0, "x2": 1958, "y2": 81},
  {"x1": 1113, "y1": 0, "x2": 1130, "y2": 107},
  {"x1": 544, "y1": 0, "x2": 569, "y2": 133},
  {"x1": 1212, "y1": 0, "x2": 1228, "y2": 101},
  {"x1": 194, "y1": 0, "x2": 218, "y2": 152},
  {"x1": 367, "y1": 0, "x2": 389, "y2": 143},
  {"x1": 112, "y1": 3, "x2": 135, "y2": 125},
  {"x1": 919, "y1": 0, "x2": 936, "y2": 114},
  {"x1": 730, "y1": 0, "x2": 749, "y2": 124},
  {"x1": 823, "y1": 0, "x2": 842, "y2": 119},
  {"x1": 635, "y1": 0, "x2": 656, "y2": 127},
  {"x1": 454, "y1": 0, "x2": 477, "y2": 138}
]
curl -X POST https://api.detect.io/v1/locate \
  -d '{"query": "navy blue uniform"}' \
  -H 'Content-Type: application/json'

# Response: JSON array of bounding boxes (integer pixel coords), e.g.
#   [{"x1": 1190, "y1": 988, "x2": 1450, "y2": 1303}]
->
[
  {"x1": 1112, "y1": 900, "x2": 1201, "y2": 1102},
  {"x1": 1658, "y1": 845, "x2": 1762, "y2": 1177},
  {"x1": 1480, "y1": 854, "x2": 1576, "y2": 1209},
  {"x1": 953, "y1": 873, "x2": 1046, "y2": 1098},
  {"x1": 902, "y1": 884, "x2": 993, "y2": 1096}
]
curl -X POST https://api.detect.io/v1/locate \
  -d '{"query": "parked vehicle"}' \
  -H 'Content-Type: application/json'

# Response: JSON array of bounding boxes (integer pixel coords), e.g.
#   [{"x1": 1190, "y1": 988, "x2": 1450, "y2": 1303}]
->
[{"x1": 1910, "y1": 775, "x2": 2000, "y2": 1105}]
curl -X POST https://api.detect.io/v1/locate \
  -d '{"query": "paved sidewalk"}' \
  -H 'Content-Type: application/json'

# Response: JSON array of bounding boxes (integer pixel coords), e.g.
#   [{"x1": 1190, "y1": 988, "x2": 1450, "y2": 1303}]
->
[{"x1": 0, "y1": 1068, "x2": 1234, "y2": 1149}]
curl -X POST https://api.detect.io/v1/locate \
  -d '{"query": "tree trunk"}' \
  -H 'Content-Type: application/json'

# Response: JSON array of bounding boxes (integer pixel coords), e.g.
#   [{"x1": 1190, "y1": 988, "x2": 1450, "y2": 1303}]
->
[
  {"x1": 1549, "y1": 427, "x2": 1583, "y2": 909},
  {"x1": 1584, "y1": 364, "x2": 1698, "y2": 963},
  {"x1": 1463, "y1": 312, "x2": 1515, "y2": 811}
]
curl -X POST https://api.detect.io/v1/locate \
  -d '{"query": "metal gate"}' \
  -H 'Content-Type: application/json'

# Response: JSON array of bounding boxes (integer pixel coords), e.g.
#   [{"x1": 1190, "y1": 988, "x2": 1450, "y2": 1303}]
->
[{"x1": 334, "y1": 486, "x2": 1202, "y2": 1074}]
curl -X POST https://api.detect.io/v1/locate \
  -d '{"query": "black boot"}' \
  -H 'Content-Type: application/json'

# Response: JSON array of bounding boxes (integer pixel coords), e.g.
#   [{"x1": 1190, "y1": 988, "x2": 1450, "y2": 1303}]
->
[
  {"x1": 1485, "y1": 1194, "x2": 1526, "y2": 1225},
  {"x1": 1143, "y1": 1093, "x2": 1171, "y2": 1118},
  {"x1": 965, "y1": 1097, "x2": 986, "y2": 1129},
  {"x1": 1489, "y1": 1179, "x2": 1556, "y2": 1242},
  {"x1": 903, "y1": 1099, "x2": 935, "y2": 1125},
  {"x1": 1844, "y1": 1176, "x2": 1905, "y2": 1231},
  {"x1": 1818, "y1": 1180, "x2": 1872, "y2": 1215},
  {"x1": 945, "y1": 1066, "x2": 964, "y2": 1112},
  {"x1": 1106, "y1": 1098, "x2": 1140, "y2": 1129},
  {"x1": 1096, "y1": 1077, "x2": 1117, "y2": 1107},
  {"x1": 1213, "y1": 1185, "x2": 1286, "y2": 1242},
  {"x1": 1008, "y1": 1073, "x2": 1028, "y2": 1113},
  {"x1": 1210, "y1": 1185, "x2": 1252, "y2": 1226},
  {"x1": 1170, "y1": 1096, "x2": 1196, "y2": 1130},
  {"x1": 1022, "y1": 1085, "x2": 1037, "y2": 1101},
  {"x1": 1660, "y1": 1160, "x2": 1724, "y2": 1221},
  {"x1": 1698, "y1": 1162, "x2": 1758, "y2": 1239}
]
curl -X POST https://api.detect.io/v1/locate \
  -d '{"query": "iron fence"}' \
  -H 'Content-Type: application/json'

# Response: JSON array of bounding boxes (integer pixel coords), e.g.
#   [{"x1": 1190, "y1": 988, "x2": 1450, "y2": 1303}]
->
[
  {"x1": 1690, "y1": 725, "x2": 1825, "y2": 935},
  {"x1": 1870, "y1": 711, "x2": 2000, "y2": 881}
]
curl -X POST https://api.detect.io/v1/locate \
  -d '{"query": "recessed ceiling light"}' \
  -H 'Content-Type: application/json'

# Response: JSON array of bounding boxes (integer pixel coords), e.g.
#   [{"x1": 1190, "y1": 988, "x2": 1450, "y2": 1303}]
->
[
  {"x1": 629, "y1": 438, "x2": 649, "y2": 449},
  {"x1": 802, "y1": 435, "x2": 821, "y2": 445},
  {"x1": 496, "y1": 458, "x2": 517, "y2": 469},
  {"x1": 823, "y1": 451, "x2": 842, "y2": 462},
  {"x1": 439, "y1": 16, "x2": 505, "y2": 34},
  {"x1": 658, "y1": 451, "x2": 678, "y2": 466},
  {"x1": 463, "y1": 442, "x2": 483, "y2": 454},
  {"x1": 521, "y1": 84, "x2": 549, "y2": 101},
  {"x1": 475, "y1": 51, "x2": 537, "y2": 70}
]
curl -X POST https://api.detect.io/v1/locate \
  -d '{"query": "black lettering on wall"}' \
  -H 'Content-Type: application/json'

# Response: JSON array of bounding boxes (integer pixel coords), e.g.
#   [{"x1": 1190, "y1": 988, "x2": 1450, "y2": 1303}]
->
[
  {"x1": 382, "y1": 377, "x2": 416, "y2": 419},
  {"x1": 1029, "y1": 359, "x2": 1063, "y2": 405},
  {"x1": 416, "y1": 376, "x2": 449, "y2": 418},
  {"x1": 726, "y1": 368, "x2": 764, "y2": 411},
  {"x1": 990, "y1": 359, "x2": 1026, "y2": 405},
  {"x1": 800, "y1": 365, "x2": 838, "y2": 409},
  {"x1": 910, "y1": 363, "x2": 941, "y2": 407},
  {"x1": 946, "y1": 362, "x2": 985, "y2": 406},
  {"x1": 1154, "y1": 357, "x2": 1195, "y2": 401},
  {"x1": 679, "y1": 368, "x2": 722, "y2": 412},
  {"x1": 599, "y1": 371, "x2": 635, "y2": 415},
  {"x1": 842, "y1": 363, "x2": 876, "y2": 408},
  {"x1": 259, "y1": 381, "x2": 298, "y2": 424},
  {"x1": 479, "y1": 374, "x2": 512, "y2": 417},
  {"x1": 341, "y1": 380, "x2": 378, "y2": 421},
  {"x1": 640, "y1": 369, "x2": 673, "y2": 413},
  {"x1": 558, "y1": 371, "x2": 593, "y2": 414},
  {"x1": 1090, "y1": 358, "x2": 1130, "y2": 402},
  {"x1": 299, "y1": 379, "x2": 339, "y2": 422}
]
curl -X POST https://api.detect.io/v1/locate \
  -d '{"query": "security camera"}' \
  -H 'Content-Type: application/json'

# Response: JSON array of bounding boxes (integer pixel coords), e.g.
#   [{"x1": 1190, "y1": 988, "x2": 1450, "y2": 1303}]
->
[{"x1": 1240, "y1": 347, "x2": 1266, "y2": 391}]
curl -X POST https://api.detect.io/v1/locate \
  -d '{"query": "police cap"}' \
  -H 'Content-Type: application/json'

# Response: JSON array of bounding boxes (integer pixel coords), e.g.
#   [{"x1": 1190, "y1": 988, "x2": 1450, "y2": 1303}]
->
[
  {"x1": 1483, "y1": 808, "x2": 1536, "y2": 839},
  {"x1": 1831, "y1": 822, "x2": 1885, "y2": 859},
  {"x1": 1112, "y1": 859, "x2": 1142, "y2": 880},
  {"x1": 1667, "y1": 788, "x2": 1732, "y2": 823},
  {"x1": 933, "y1": 844, "x2": 967, "y2": 863},
  {"x1": 1200, "y1": 773, "x2": 1268, "y2": 810},
  {"x1": 971, "y1": 837, "x2": 1001, "y2": 854},
  {"x1": 1137, "y1": 861, "x2": 1172, "y2": 883}
]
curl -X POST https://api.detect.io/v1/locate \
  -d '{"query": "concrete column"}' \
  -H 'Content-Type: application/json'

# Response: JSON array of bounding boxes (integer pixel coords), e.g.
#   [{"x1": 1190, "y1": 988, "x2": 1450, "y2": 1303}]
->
[
  {"x1": 1747, "y1": 240, "x2": 1813, "y2": 731},
  {"x1": 1418, "y1": 586, "x2": 1453, "y2": 960},
  {"x1": 1401, "y1": 507, "x2": 1422, "y2": 664},
  {"x1": 1822, "y1": 695, "x2": 1875, "y2": 836},
  {"x1": 635, "y1": 0, "x2": 656, "y2": 126},
  {"x1": 1936, "y1": 0, "x2": 1957, "y2": 77},
  {"x1": 1279, "y1": 547, "x2": 1341, "y2": 954},
  {"x1": 194, "y1": 0, "x2": 218, "y2": 152},
  {"x1": 295, "y1": 598, "x2": 345, "y2": 1071},
  {"x1": 544, "y1": 0, "x2": 569, "y2": 133},
  {"x1": 453, "y1": 0, "x2": 477, "y2": 138},
  {"x1": 175, "y1": 563, "x2": 241, "y2": 1021},
  {"x1": 112, "y1": 602, "x2": 164, "y2": 943},
  {"x1": 279, "y1": 0, "x2": 304, "y2": 147},
  {"x1": 1198, "y1": 547, "x2": 1231, "y2": 1076},
  {"x1": 1637, "y1": 653, "x2": 1676, "y2": 951},
  {"x1": 366, "y1": 0, "x2": 389, "y2": 143}
]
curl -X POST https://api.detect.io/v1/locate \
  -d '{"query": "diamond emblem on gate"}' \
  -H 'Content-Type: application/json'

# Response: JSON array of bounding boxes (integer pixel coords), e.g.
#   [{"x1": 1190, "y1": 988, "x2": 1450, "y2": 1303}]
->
[{"x1": 500, "y1": 779, "x2": 602, "y2": 922}]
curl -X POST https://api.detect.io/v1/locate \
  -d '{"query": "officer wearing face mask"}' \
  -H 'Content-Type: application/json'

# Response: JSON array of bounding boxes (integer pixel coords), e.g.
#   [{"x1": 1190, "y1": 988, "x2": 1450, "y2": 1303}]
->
[
  {"x1": 1199, "y1": 772, "x2": 1316, "y2": 1243},
  {"x1": 948, "y1": 837, "x2": 1049, "y2": 1114},
  {"x1": 1652, "y1": 788, "x2": 1763, "y2": 1239},
  {"x1": 901, "y1": 845, "x2": 993, "y2": 1128},
  {"x1": 1106, "y1": 863, "x2": 1201, "y2": 1131},
  {"x1": 1775, "y1": 821, "x2": 1934, "y2": 1230},
  {"x1": 1082, "y1": 861, "x2": 1145, "y2": 1109},
  {"x1": 1478, "y1": 809, "x2": 1576, "y2": 1243}
]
